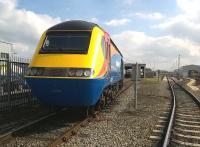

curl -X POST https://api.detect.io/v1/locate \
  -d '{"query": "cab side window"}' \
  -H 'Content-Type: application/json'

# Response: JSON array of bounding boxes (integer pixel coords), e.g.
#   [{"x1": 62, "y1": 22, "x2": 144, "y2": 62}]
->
[
  {"x1": 101, "y1": 37, "x2": 110, "y2": 60},
  {"x1": 101, "y1": 37, "x2": 106, "y2": 58},
  {"x1": 106, "y1": 42, "x2": 110, "y2": 60}
]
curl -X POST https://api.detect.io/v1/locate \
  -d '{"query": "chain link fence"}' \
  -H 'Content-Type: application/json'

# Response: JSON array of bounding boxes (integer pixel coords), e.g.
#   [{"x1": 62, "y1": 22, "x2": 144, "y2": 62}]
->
[{"x1": 0, "y1": 52, "x2": 39, "y2": 111}]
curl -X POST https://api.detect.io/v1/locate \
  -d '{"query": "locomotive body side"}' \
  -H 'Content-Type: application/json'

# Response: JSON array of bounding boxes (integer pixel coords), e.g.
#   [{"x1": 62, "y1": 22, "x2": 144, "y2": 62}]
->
[{"x1": 110, "y1": 40, "x2": 124, "y2": 86}]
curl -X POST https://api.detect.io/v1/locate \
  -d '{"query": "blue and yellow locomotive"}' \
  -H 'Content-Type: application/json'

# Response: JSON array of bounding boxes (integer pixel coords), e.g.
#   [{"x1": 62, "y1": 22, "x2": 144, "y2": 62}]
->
[{"x1": 26, "y1": 20, "x2": 124, "y2": 109}]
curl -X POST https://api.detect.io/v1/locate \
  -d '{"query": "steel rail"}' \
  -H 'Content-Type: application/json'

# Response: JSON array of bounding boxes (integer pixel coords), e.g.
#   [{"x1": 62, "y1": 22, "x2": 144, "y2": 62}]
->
[
  {"x1": 0, "y1": 112, "x2": 57, "y2": 144},
  {"x1": 49, "y1": 113, "x2": 94, "y2": 147},
  {"x1": 162, "y1": 77, "x2": 176, "y2": 147}
]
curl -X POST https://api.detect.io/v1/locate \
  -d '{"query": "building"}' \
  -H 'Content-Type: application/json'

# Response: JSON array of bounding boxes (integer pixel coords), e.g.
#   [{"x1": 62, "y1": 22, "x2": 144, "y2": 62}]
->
[
  {"x1": 145, "y1": 68, "x2": 155, "y2": 78},
  {"x1": 125, "y1": 63, "x2": 146, "y2": 80},
  {"x1": 179, "y1": 65, "x2": 200, "y2": 78},
  {"x1": 0, "y1": 40, "x2": 15, "y2": 60}
]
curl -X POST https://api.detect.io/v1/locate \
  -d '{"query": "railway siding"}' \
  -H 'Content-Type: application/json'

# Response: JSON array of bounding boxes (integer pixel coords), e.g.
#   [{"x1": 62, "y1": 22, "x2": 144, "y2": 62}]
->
[
  {"x1": 171, "y1": 83, "x2": 200, "y2": 146},
  {"x1": 152, "y1": 79, "x2": 200, "y2": 147}
]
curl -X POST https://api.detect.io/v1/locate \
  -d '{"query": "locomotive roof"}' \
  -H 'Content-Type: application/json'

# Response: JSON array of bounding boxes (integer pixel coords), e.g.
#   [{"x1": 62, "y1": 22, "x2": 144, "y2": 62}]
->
[{"x1": 48, "y1": 20, "x2": 98, "y2": 31}]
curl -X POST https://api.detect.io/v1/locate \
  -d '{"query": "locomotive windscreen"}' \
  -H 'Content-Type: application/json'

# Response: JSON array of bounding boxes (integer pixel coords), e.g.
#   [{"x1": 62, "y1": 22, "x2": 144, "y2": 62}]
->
[{"x1": 40, "y1": 31, "x2": 91, "y2": 54}]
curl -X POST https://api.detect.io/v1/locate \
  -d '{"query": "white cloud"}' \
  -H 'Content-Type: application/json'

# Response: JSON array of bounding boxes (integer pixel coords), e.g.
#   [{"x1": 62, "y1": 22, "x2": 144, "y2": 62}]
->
[
  {"x1": 112, "y1": 31, "x2": 200, "y2": 70},
  {"x1": 134, "y1": 12, "x2": 165, "y2": 20},
  {"x1": 153, "y1": 0, "x2": 200, "y2": 44},
  {"x1": 177, "y1": 0, "x2": 200, "y2": 18},
  {"x1": 142, "y1": 0, "x2": 200, "y2": 70},
  {"x1": 177, "y1": 0, "x2": 200, "y2": 23},
  {"x1": 105, "y1": 18, "x2": 130, "y2": 26},
  {"x1": 0, "y1": 0, "x2": 61, "y2": 58},
  {"x1": 153, "y1": 15, "x2": 200, "y2": 43},
  {"x1": 90, "y1": 17, "x2": 99, "y2": 23}
]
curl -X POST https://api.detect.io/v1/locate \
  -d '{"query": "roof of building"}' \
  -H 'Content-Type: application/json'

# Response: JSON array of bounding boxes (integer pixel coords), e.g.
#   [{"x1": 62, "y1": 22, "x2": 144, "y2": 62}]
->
[
  {"x1": 181, "y1": 64, "x2": 200, "y2": 69},
  {"x1": 180, "y1": 64, "x2": 200, "y2": 72}
]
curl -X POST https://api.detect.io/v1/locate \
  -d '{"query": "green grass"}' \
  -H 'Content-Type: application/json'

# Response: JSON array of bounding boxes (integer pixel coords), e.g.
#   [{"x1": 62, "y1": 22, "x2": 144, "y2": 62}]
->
[{"x1": 142, "y1": 77, "x2": 161, "y2": 84}]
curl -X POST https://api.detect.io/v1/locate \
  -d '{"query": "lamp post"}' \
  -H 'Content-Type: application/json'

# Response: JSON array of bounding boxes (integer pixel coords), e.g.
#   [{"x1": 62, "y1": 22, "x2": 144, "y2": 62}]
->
[{"x1": 178, "y1": 54, "x2": 180, "y2": 79}]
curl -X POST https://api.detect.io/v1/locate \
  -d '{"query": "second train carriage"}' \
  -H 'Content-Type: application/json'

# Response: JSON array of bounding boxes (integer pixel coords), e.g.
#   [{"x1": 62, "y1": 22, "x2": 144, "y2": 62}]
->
[{"x1": 25, "y1": 20, "x2": 124, "y2": 108}]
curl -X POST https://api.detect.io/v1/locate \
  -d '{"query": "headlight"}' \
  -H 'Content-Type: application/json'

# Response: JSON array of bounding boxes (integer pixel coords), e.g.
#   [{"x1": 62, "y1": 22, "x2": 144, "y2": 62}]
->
[
  {"x1": 68, "y1": 68, "x2": 93, "y2": 77},
  {"x1": 36, "y1": 68, "x2": 44, "y2": 76},
  {"x1": 75, "y1": 69, "x2": 84, "y2": 77},
  {"x1": 31, "y1": 68, "x2": 37, "y2": 76},
  {"x1": 68, "y1": 69, "x2": 76, "y2": 77},
  {"x1": 84, "y1": 69, "x2": 91, "y2": 77}
]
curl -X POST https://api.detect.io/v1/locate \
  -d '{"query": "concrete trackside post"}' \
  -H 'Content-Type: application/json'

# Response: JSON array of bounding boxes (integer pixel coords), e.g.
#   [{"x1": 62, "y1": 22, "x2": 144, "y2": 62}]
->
[
  {"x1": 135, "y1": 63, "x2": 138, "y2": 109},
  {"x1": 157, "y1": 70, "x2": 160, "y2": 83},
  {"x1": 132, "y1": 62, "x2": 138, "y2": 109}
]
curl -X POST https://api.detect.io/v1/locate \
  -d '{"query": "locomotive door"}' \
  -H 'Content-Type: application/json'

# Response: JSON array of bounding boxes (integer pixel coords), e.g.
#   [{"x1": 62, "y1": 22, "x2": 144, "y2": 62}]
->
[{"x1": 104, "y1": 35, "x2": 111, "y2": 81}]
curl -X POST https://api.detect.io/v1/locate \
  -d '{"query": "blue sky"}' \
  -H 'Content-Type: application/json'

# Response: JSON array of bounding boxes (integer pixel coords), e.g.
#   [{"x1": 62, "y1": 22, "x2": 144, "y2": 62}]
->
[
  {"x1": 17, "y1": 0, "x2": 177, "y2": 35},
  {"x1": 0, "y1": 0, "x2": 200, "y2": 70}
]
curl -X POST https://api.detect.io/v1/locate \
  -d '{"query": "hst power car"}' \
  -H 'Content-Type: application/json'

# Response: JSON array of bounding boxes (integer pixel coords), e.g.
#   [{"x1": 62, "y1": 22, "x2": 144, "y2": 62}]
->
[{"x1": 26, "y1": 20, "x2": 124, "y2": 110}]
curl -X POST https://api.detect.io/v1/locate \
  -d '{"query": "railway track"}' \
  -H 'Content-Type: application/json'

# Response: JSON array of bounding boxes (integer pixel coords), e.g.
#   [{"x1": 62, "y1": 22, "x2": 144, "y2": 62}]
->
[
  {"x1": 0, "y1": 80, "x2": 133, "y2": 147},
  {"x1": 151, "y1": 78, "x2": 200, "y2": 147}
]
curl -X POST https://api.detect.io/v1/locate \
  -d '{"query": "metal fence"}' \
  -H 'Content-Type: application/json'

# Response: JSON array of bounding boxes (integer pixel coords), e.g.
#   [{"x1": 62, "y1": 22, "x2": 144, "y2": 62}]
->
[{"x1": 0, "y1": 52, "x2": 38, "y2": 111}]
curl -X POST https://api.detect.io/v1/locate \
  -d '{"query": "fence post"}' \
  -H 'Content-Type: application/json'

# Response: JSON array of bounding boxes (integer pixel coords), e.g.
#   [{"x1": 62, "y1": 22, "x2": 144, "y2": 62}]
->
[{"x1": 6, "y1": 54, "x2": 11, "y2": 111}]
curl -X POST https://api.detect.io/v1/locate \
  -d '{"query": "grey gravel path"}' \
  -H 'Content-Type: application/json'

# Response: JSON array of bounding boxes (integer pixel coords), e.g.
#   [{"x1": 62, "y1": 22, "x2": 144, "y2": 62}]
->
[{"x1": 61, "y1": 79, "x2": 171, "y2": 147}]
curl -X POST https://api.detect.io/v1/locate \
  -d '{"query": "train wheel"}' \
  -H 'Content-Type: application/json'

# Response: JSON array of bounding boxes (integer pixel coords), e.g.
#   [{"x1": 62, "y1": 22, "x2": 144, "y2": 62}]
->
[
  {"x1": 113, "y1": 86, "x2": 117, "y2": 97},
  {"x1": 109, "y1": 89, "x2": 113, "y2": 101},
  {"x1": 82, "y1": 106, "x2": 91, "y2": 117},
  {"x1": 116, "y1": 83, "x2": 120, "y2": 92},
  {"x1": 82, "y1": 106, "x2": 89, "y2": 117},
  {"x1": 101, "y1": 93, "x2": 106, "y2": 109},
  {"x1": 112, "y1": 87, "x2": 116, "y2": 98},
  {"x1": 104, "y1": 90, "x2": 110, "y2": 106},
  {"x1": 89, "y1": 106, "x2": 95, "y2": 117},
  {"x1": 119, "y1": 80, "x2": 123, "y2": 89},
  {"x1": 95, "y1": 100, "x2": 101, "y2": 111},
  {"x1": 97, "y1": 93, "x2": 106, "y2": 111},
  {"x1": 104, "y1": 92, "x2": 108, "y2": 106}
]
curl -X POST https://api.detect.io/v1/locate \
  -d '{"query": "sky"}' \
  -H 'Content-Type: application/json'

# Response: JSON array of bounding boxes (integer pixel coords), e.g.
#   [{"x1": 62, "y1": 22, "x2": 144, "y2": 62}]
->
[{"x1": 0, "y1": 0, "x2": 200, "y2": 71}]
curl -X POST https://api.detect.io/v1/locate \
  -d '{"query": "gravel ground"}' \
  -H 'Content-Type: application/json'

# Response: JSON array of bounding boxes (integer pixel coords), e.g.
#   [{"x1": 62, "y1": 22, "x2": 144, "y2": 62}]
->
[{"x1": 61, "y1": 78, "x2": 171, "y2": 147}]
